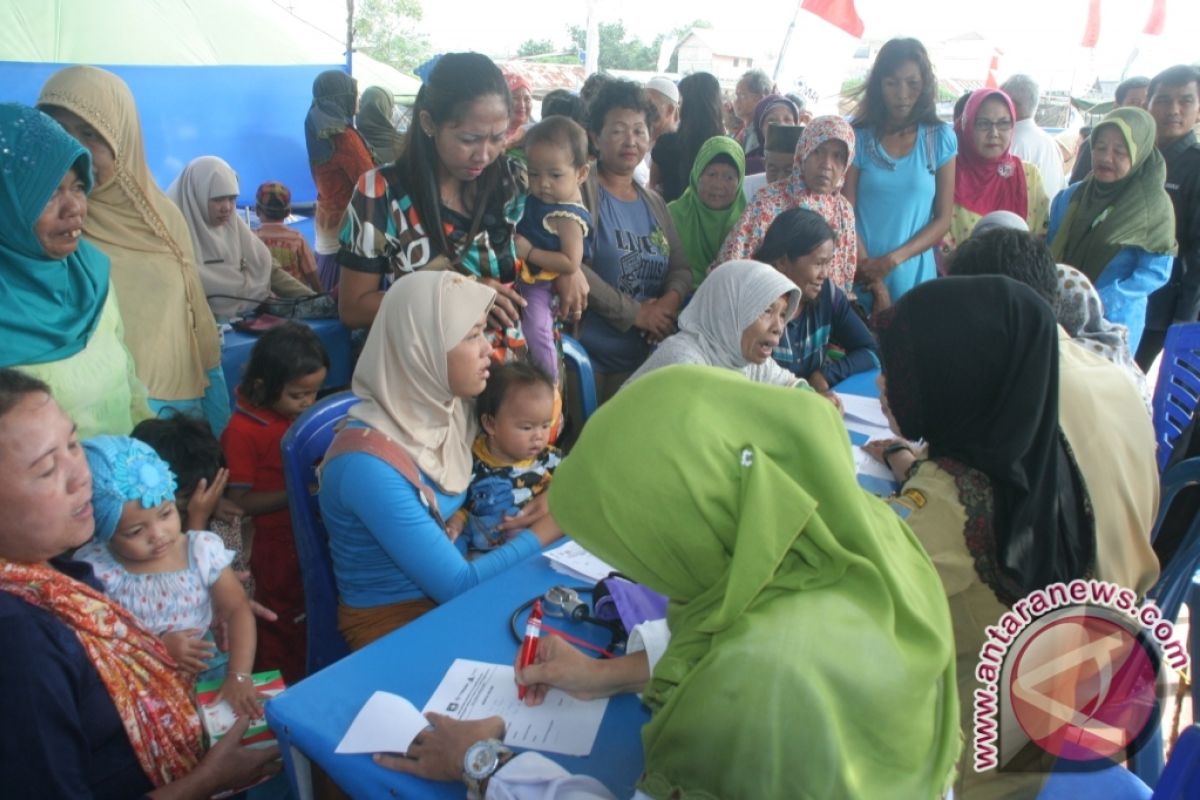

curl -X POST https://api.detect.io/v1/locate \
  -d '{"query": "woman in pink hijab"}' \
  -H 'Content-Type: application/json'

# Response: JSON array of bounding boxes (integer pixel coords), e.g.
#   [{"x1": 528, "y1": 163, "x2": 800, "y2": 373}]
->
[{"x1": 504, "y1": 72, "x2": 534, "y2": 149}]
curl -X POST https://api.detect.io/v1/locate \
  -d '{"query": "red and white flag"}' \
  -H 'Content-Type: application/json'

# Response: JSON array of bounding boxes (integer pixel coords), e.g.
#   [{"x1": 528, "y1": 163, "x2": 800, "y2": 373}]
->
[
  {"x1": 1081, "y1": 0, "x2": 1101, "y2": 48},
  {"x1": 1144, "y1": 0, "x2": 1166, "y2": 35},
  {"x1": 801, "y1": 0, "x2": 865, "y2": 39},
  {"x1": 985, "y1": 50, "x2": 1002, "y2": 89}
]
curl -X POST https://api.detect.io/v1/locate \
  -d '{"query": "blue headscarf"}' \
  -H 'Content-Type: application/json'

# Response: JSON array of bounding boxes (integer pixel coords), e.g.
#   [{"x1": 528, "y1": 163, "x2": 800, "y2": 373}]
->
[
  {"x1": 304, "y1": 70, "x2": 358, "y2": 167},
  {"x1": 0, "y1": 103, "x2": 110, "y2": 368},
  {"x1": 84, "y1": 436, "x2": 178, "y2": 544}
]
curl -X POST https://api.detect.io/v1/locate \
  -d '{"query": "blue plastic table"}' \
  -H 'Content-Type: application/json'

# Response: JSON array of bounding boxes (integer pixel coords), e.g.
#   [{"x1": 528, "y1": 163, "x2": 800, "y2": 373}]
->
[
  {"x1": 220, "y1": 317, "x2": 353, "y2": 406},
  {"x1": 264, "y1": 369, "x2": 883, "y2": 799}
]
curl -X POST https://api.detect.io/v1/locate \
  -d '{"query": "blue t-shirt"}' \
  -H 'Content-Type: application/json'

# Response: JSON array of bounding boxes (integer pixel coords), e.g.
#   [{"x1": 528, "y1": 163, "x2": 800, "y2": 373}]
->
[
  {"x1": 772, "y1": 281, "x2": 880, "y2": 384},
  {"x1": 853, "y1": 122, "x2": 956, "y2": 309},
  {"x1": 319, "y1": 434, "x2": 541, "y2": 608},
  {"x1": 579, "y1": 186, "x2": 671, "y2": 373}
]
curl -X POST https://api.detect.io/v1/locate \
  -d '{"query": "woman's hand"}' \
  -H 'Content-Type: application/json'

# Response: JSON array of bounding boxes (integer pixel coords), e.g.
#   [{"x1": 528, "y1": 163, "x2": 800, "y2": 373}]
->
[
  {"x1": 514, "y1": 234, "x2": 533, "y2": 262},
  {"x1": 515, "y1": 634, "x2": 649, "y2": 706},
  {"x1": 214, "y1": 673, "x2": 265, "y2": 720},
  {"x1": 162, "y1": 629, "x2": 216, "y2": 674},
  {"x1": 821, "y1": 390, "x2": 843, "y2": 415},
  {"x1": 633, "y1": 298, "x2": 677, "y2": 340},
  {"x1": 856, "y1": 252, "x2": 901, "y2": 284},
  {"x1": 445, "y1": 514, "x2": 465, "y2": 543},
  {"x1": 478, "y1": 278, "x2": 526, "y2": 329},
  {"x1": 807, "y1": 370, "x2": 831, "y2": 394},
  {"x1": 185, "y1": 468, "x2": 231, "y2": 530},
  {"x1": 864, "y1": 437, "x2": 919, "y2": 481},
  {"x1": 188, "y1": 717, "x2": 281, "y2": 794},
  {"x1": 554, "y1": 271, "x2": 589, "y2": 322},
  {"x1": 373, "y1": 713, "x2": 506, "y2": 782},
  {"x1": 496, "y1": 492, "x2": 548, "y2": 533}
]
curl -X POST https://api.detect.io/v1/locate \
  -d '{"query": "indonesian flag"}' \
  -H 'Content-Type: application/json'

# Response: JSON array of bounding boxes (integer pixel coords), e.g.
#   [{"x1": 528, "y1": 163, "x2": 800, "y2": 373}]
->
[
  {"x1": 985, "y1": 50, "x2": 1001, "y2": 89},
  {"x1": 801, "y1": 0, "x2": 865, "y2": 38},
  {"x1": 1144, "y1": 0, "x2": 1166, "y2": 35},
  {"x1": 1081, "y1": 0, "x2": 1101, "y2": 48}
]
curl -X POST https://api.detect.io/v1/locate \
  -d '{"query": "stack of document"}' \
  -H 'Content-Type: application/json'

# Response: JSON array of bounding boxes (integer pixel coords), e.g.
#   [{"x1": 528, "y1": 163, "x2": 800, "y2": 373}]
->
[
  {"x1": 840, "y1": 394, "x2": 892, "y2": 439},
  {"x1": 543, "y1": 541, "x2": 616, "y2": 583}
]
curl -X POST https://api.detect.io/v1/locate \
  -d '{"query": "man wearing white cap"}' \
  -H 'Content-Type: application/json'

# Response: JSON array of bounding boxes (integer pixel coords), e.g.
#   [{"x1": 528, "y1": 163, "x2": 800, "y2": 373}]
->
[{"x1": 636, "y1": 76, "x2": 679, "y2": 186}]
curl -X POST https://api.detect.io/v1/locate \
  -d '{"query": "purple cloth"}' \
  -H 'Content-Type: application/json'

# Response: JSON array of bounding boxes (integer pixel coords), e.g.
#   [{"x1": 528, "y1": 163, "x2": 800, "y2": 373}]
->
[
  {"x1": 603, "y1": 576, "x2": 668, "y2": 634},
  {"x1": 519, "y1": 280, "x2": 558, "y2": 381},
  {"x1": 316, "y1": 251, "x2": 340, "y2": 293}
]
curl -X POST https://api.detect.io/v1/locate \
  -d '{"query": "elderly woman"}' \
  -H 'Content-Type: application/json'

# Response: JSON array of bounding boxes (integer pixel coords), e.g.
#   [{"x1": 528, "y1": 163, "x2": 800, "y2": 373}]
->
[
  {"x1": 0, "y1": 369, "x2": 279, "y2": 795},
  {"x1": 1049, "y1": 107, "x2": 1177, "y2": 352},
  {"x1": 305, "y1": 69, "x2": 375, "y2": 292},
  {"x1": 867, "y1": 276, "x2": 1158, "y2": 798},
  {"x1": 743, "y1": 94, "x2": 800, "y2": 175},
  {"x1": 503, "y1": 71, "x2": 534, "y2": 150},
  {"x1": 319, "y1": 272, "x2": 562, "y2": 649},
  {"x1": 579, "y1": 80, "x2": 692, "y2": 401},
  {"x1": 624, "y1": 260, "x2": 801, "y2": 388},
  {"x1": 357, "y1": 85, "x2": 406, "y2": 165},
  {"x1": 720, "y1": 116, "x2": 859, "y2": 297},
  {"x1": 167, "y1": 156, "x2": 314, "y2": 321},
  {"x1": 666, "y1": 136, "x2": 747, "y2": 288},
  {"x1": 940, "y1": 88, "x2": 1050, "y2": 256},
  {"x1": 376, "y1": 366, "x2": 961, "y2": 798},
  {"x1": 36, "y1": 66, "x2": 227, "y2": 436},
  {"x1": 0, "y1": 103, "x2": 150, "y2": 438}
]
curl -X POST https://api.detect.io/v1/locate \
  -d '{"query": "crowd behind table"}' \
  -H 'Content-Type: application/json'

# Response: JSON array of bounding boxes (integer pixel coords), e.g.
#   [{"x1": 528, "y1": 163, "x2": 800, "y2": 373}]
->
[{"x1": 0, "y1": 36, "x2": 1198, "y2": 799}]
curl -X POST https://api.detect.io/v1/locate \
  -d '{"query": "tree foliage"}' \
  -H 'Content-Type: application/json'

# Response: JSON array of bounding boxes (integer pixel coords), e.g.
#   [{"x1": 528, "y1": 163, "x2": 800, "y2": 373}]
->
[
  {"x1": 566, "y1": 19, "x2": 710, "y2": 72},
  {"x1": 353, "y1": 0, "x2": 430, "y2": 72}
]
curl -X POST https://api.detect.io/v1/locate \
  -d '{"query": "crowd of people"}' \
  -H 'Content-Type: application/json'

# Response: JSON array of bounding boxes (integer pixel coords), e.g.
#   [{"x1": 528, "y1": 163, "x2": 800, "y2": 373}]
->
[{"x1": 1, "y1": 35, "x2": 1198, "y2": 799}]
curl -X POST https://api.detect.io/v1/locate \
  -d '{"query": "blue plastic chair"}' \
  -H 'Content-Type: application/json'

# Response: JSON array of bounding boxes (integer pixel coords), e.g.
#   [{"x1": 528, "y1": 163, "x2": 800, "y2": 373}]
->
[
  {"x1": 560, "y1": 333, "x2": 597, "y2": 425},
  {"x1": 281, "y1": 390, "x2": 360, "y2": 676},
  {"x1": 1153, "y1": 724, "x2": 1200, "y2": 799},
  {"x1": 1151, "y1": 322, "x2": 1200, "y2": 471},
  {"x1": 1128, "y1": 456, "x2": 1200, "y2": 785}
]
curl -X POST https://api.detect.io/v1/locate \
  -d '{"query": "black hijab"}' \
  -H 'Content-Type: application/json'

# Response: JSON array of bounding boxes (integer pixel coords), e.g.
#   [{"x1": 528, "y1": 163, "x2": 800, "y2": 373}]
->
[{"x1": 879, "y1": 275, "x2": 1094, "y2": 606}]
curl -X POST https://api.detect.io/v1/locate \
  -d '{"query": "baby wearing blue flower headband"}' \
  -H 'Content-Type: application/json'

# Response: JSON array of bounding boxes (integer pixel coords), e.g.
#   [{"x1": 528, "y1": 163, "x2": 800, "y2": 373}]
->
[{"x1": 74, "y1": 435, "x2": 263, "y2": 718}]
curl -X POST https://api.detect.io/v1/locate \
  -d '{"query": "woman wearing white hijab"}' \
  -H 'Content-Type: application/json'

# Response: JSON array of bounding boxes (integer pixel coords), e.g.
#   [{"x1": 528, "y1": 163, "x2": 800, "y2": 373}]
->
[
  {"x1": 319, "y1": 271, "x2": 563, "y2": 648},
  {"x1": 626, "y1": 260, "x2": 804, "y2": 388},
  {"x1": 167, "y1": 156, "x2": 311, "y2": 319}
]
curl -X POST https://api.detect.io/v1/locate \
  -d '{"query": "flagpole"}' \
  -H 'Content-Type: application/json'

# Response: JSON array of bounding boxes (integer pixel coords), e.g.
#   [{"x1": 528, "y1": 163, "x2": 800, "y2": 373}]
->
[{"x1": 773, "y1": 0, "x2": 805, "y2": 84}]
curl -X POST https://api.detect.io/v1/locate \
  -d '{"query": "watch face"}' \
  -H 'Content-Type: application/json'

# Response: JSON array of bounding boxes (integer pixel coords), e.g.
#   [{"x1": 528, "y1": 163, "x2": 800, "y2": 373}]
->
[{"x1": 464, "y1": 741, "x2": 500, "y2": 780}]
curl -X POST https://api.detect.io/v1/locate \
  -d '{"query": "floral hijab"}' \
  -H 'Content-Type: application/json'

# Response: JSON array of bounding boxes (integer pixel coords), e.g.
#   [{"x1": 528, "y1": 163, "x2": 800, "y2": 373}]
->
[{"x1": 718, "y1": 116, "x2": 858, "y2": 294}]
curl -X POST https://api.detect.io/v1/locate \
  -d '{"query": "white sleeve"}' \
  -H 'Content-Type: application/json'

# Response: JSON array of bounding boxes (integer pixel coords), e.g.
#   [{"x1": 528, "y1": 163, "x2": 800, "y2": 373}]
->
[
  {"x1": 486, "y1": 752, "x2": 618, "y2": 799},
  {"x1": 743, "y1": 359, "x2": 804, "y2": 388},
  {"x1": 626, "y1": 618, "x2": 672, "y2": 674}
]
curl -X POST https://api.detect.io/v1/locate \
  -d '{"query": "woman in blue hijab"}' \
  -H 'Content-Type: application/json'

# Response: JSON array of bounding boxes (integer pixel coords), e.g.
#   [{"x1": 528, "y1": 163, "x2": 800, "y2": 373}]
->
[{"x1": 0, "y1": 103, "x2": 149, "y2": 437}]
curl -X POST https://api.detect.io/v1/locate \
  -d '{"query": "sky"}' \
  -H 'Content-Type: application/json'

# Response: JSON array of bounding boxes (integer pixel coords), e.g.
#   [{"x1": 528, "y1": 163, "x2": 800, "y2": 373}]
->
[{"x1": 287, "y1": 0, "x2": 1199, "y2": 100}]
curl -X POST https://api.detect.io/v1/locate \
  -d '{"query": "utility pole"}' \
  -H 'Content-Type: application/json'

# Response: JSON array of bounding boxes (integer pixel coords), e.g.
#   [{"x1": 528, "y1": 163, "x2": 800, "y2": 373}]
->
[
  {"x1": 346, "y1": 0, "x2": 354, "y2": 73},
  {"x1": 773, "y1": 0, "x2": 805, "y2": 83},
  {"x1": 585, "y1": 0, "x2": 599, "y2": 77}
]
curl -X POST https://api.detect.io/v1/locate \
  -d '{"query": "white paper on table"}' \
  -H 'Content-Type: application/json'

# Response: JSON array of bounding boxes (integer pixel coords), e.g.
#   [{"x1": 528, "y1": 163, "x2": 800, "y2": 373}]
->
[
  {"x1": 422, "y1": 659, "x2": 608, "y2": 757},
  {"x1": 844, "y1": 417, "x2": 893, "y2": 440},
  {"x1": 841, "y1": 393, "x2": 890, "y2": 429},
  {"x1": 543, "y1": 541, "x2": 616, "y2": 584},
  {"x1": 335, "y1": 690, "x2": 431, "y2": 754}
]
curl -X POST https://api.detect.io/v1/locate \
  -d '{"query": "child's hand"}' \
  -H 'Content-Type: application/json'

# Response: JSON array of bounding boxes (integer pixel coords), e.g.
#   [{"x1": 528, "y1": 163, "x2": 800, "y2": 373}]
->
[
  {"x1": 514, "y1": 234, "x2": 533, "y2": 261},
  {"x1": 214, "y1": 672, "x2": 265, "y2": 719},
  {"x1": 187, "y1": 468, "x2": 231, "y2": 530},
  {"x1": 445, "y1": 514, "x2": 465, "y2": 543},
  {"x1": 162, "y1": 629, "x2": 217, "y2": 674}
]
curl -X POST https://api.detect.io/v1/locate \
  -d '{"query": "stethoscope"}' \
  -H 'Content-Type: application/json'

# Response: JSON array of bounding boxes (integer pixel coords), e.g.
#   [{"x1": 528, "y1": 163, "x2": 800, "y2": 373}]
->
[{"x1": 509, "y1": 585, "x2": 627, "y2": 657}]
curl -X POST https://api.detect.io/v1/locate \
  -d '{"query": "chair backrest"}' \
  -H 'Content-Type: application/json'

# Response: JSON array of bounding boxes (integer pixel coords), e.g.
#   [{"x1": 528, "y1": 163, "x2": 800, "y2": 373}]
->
[
  {"x1": 281, "y1": 391, "x2": 360, "y2": 675},
  {"x1": 1153, "y1": 724, "x2": 1200, "y2": 799},
  {"x1": 560, "y1": 334, "x2": 597, "y2": 425},
  {"x1": 1152, "y1": 323, "x2": 1200, "y2": 471},
  {"x1": 1147, "y1": 457, "x2": 1200, "y2": 621}
]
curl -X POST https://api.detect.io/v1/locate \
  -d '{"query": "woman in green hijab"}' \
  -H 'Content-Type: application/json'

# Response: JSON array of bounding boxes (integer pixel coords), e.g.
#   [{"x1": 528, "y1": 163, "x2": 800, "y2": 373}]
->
[
  {"x1": 668, "y1": 136, "x2": 747, "y2": 288},
  {"x1": 357, "y1": 86, "x2": 406, "y2": 165},
  {"x1": 1048, "y1": 106, "x2": 1176, "y2": 353},
  {"x1": 377, "y1": 365, "x2": 961, "y2": 798}
]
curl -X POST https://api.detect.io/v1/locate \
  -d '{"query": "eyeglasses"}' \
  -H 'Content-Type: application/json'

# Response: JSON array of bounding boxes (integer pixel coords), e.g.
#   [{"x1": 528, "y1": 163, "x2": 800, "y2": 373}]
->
[{"x1": 974, "y1": 119, "x2": 1014, "y2": 133}]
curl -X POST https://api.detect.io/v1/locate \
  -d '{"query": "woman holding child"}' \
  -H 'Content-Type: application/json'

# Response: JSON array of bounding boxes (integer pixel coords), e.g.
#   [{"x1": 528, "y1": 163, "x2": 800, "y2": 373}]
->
[
  {"x1": 0, "y1": 369, "x2": 279, "y2": 796},
  {"x1": 320, "y1": 271, "x2": 562, "y2": 649},
  {"x1": 336, "y1": 52, "x2": 588, "y2": 333}
]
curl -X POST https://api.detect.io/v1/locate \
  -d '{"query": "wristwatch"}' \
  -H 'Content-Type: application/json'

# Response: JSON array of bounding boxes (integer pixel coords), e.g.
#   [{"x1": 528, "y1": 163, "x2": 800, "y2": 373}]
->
[{"x1": 464, "y1": 738, "x2": 513, "y2": 800}]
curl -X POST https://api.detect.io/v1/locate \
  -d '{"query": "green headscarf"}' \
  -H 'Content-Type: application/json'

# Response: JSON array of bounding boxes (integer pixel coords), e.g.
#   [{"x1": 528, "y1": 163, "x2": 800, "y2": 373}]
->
[
  {"x1": 1050, "y1": 106, "x2": 1176, "y2": 280},
  {"x1": 0, "y1": 103, "x2": 110, "y2": 368},
  {"x1": 668, "y1": 136, "x2": 747, "y2": 289},
  {"x1": 549, "y1": 366, "x2": 960, "y2": 799},
  {"x1": 357, "y1": 86, "x2": 406, "y2": 165}
]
